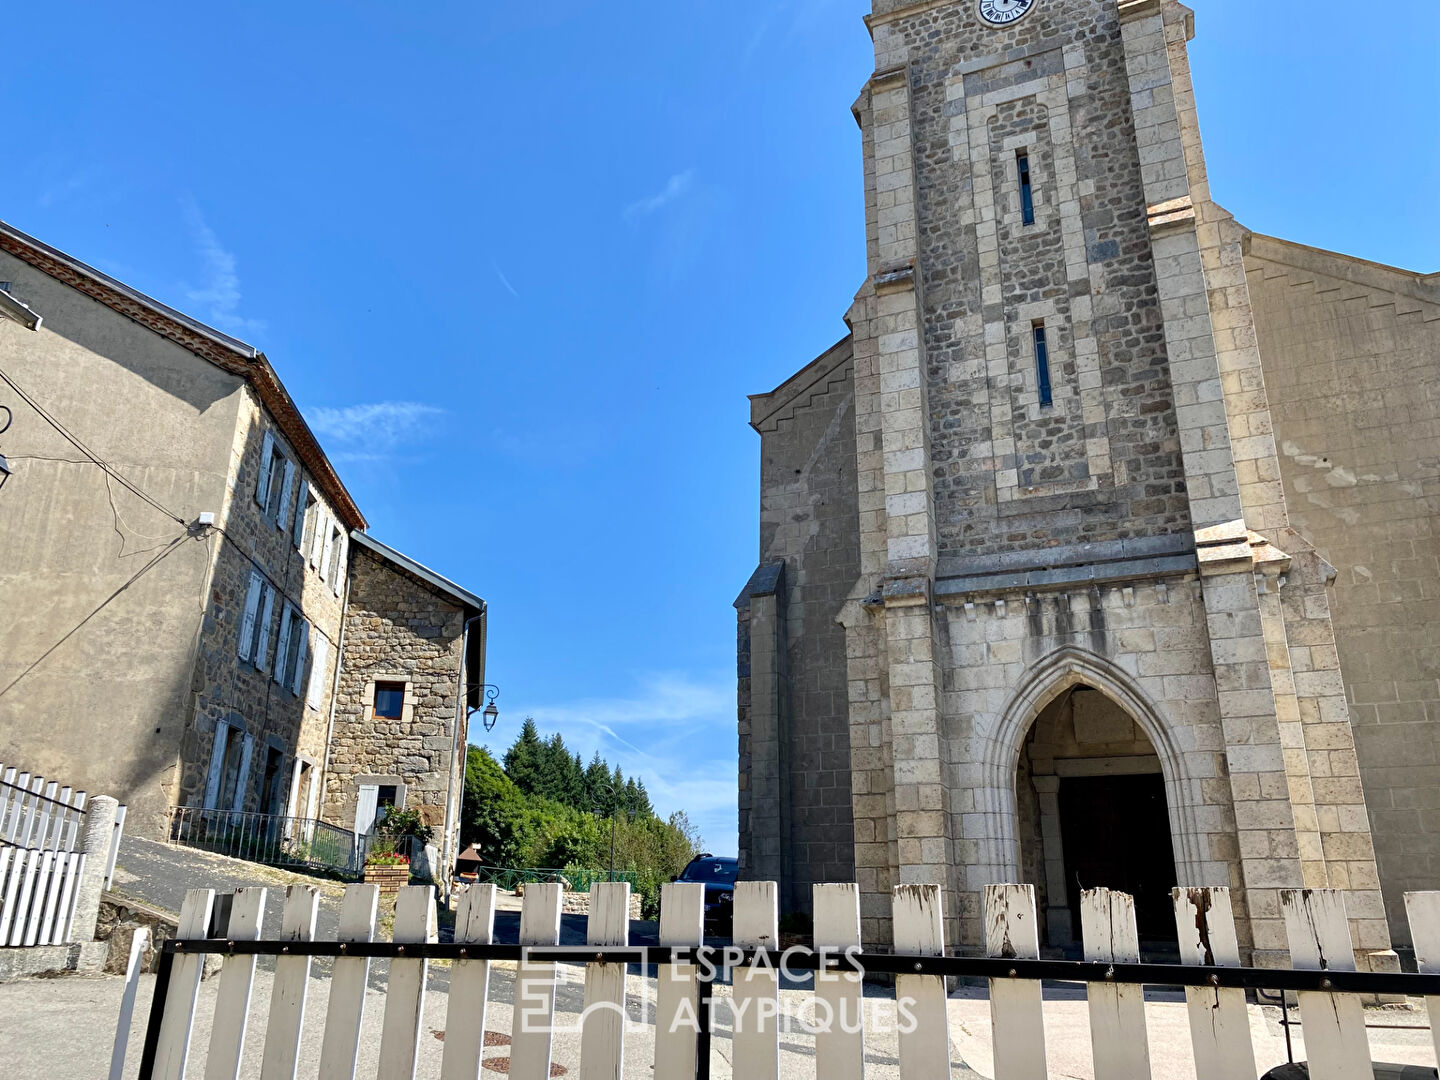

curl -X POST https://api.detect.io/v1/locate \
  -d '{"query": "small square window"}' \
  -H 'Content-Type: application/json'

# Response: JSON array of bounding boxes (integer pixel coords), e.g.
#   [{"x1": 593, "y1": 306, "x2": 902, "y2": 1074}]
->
[{"x1": 374, "y1": 682, "x2": 406, "y2": 720}]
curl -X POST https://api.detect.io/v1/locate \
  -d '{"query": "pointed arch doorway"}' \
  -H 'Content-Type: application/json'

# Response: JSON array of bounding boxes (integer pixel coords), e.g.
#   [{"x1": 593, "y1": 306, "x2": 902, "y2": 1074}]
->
[{"x1": 1015, "y1": 685, "x2": 1180, "y2": 952}]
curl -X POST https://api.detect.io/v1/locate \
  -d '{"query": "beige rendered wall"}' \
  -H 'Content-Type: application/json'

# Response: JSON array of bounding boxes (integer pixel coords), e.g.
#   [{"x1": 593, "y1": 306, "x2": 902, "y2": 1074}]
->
[
  {"x1": 0, "y1": 249, "x2": 240, "y2": 832},
  {"x1": 1246, "y1": 235, "x2": 1440, "y2": 945}
]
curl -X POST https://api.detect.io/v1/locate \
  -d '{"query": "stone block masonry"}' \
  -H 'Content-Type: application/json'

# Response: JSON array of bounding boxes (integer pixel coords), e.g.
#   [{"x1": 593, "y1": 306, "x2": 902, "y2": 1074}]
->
[
  {"x1": 325, "y1": 543, "x2": 471, "y2": 879},
  {"x1": 739, "y1": 0, "x2": 1408, "y2": 969}
]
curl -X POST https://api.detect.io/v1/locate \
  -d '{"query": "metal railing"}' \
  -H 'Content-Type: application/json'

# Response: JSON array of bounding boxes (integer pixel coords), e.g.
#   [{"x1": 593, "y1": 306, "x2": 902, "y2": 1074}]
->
[
  {"x1": 463, "y1": 863, "x2": 639, "y2": 892},
  {"x1": 166, "y1": 807, "x2": 366, "y2": 878}
]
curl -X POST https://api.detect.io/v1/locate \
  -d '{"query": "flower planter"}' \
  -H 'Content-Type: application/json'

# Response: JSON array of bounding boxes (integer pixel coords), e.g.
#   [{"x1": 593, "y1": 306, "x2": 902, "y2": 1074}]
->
[{"x1": 364, "y1": 864, "x2": 412, "y2": 894}]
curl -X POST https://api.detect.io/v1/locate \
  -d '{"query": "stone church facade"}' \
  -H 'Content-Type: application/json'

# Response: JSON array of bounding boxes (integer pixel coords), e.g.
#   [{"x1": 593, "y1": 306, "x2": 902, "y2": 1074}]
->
[{"x1": 738, "y1": 0, "x2": 1439, "y2": 967}]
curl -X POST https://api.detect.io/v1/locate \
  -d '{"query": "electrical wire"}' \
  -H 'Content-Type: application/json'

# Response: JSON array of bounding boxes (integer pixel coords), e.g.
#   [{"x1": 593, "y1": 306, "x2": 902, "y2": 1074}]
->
[
  {"x1": 0, "y1": 533, "x2": 192, "y2": 702},
  {"x1": 0, "y1": 362, "x2": 188, "y2": 526}
]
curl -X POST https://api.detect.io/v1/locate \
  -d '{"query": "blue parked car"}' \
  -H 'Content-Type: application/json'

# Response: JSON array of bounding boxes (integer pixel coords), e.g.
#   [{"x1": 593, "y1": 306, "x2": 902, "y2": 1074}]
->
[{"x1": 673, "y1": 854, "x2": 738, "y2": 934}]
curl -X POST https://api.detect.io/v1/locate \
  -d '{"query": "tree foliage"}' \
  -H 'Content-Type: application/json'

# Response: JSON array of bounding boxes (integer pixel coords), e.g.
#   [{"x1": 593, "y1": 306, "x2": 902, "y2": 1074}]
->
[{"x1": 462, "y1": 721, "x2": 702, "y2": 917}]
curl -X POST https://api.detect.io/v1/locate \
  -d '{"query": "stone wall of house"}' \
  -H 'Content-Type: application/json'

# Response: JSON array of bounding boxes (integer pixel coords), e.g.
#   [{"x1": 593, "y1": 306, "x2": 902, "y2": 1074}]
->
[
  {"x1": 179, "y1": 390, "x2": 348, "y2": 822},
  {"x1": 325, "y1": 546, "x2": 467, "y2": 856},
  {"x1": 1247, "y1": 235, "x2": 1440, "y2": 946}
]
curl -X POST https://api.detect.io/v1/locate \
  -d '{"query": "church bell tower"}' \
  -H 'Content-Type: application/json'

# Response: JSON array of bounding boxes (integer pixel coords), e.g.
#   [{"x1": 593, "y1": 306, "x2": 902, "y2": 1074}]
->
[{"x1": 823, "y1": 0, "x2": 1395, "y2": 965}]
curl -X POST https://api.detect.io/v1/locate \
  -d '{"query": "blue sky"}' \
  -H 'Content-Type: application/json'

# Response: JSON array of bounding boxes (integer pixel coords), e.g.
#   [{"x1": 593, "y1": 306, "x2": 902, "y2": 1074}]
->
[{"x1": 2, "y1": 1, "x2": 1436, "y2": 853}]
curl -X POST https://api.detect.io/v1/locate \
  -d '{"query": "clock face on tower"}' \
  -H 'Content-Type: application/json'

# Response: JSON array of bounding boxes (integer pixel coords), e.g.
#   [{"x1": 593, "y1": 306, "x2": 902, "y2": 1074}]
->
[{"x1": 978, "y1": 0, "x2": 1037, "y2": 26}]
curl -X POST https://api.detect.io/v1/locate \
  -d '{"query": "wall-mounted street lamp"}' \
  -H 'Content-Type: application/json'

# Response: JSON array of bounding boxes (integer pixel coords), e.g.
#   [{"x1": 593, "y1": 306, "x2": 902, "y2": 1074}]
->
[
  {"x1": 0, "y1": 406, "x2": 11, "y2": 492},
  {"x1": 477, "y1": 685, "x2": 501, "y2": 733}
]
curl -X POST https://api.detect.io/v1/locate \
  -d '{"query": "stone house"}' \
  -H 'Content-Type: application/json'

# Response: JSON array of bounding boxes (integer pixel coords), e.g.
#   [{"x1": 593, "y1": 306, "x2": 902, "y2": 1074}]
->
[
  {"x1": 738, "y1": 0, "x2": 1438, "y2": 966},
  {"x1": 0, "y1": 220, "x2": 486, "y2": 885}
]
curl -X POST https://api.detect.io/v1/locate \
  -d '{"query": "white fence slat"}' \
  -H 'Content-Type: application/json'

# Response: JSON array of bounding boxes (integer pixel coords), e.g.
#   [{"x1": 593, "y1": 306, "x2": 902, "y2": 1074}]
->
[
  {"x1": 510, "y1": 882, "x2": 563, "y2": 1080},
  {"x1": 21, "y1": 850, "x2": 55, "y2": 945},
  {"x1": 0, "y1": 766, "x2": 13, "y2": 834},
  {"x1": 0, "y1": 848, "x2": 13, "y2": 942},
  {"x1": 654, "y1": 882, "x2": 705, "y2": 1080},
  {"x1": 1281, "y1": 889, "x2": 1371, "y2": 1080},
  {"x1": 318, "y1": 884, "x2": 380, "y2": 1080},
  {"x1": 1080, "y1": 888, "x2": 1151, "y2": 1080},
  {"x1": 440, "y1": 884, "x2": 497, "y2": 1080},
  {"x1": 1172, "y1": 888, "x2": 1256, "y2": 1080},
  {"x1": 34, "y1": 781, "x2": 58, "y2": 849},
  {"x1": 6, "y1": 848, "x2": 40, "y2": 946},
  {"x1": 378, "y1": 885, "x2": 437, "y2": 1080},
  {"x1": 60, "y1": 853, "x2": 87, "y2": 942},
  {"x1": 35, "y1": 849, "x2": 71, "y2": 945},
  {"x1": 204, "y1": 887, "x2": 268, "y2": 1080},
  {"x1": 813, "y1": 883, "x2": 865, "y2": 1080},
  {"x1": 3, "y1": 772, "x2": 29, "y2": 843},
  {"x1": 258, "y1": 885, "x2": 320, "y2": 1080},
  {"x1": 109, "y1": 926, "x2": 152, "y2": 1080},
  {"x1": 984, "y1": 884, "x2": 1047, "y2": 1080},
  {"x1": 893, "y1": 884, "x2": 951, "y2": 1080},
  {"x1": 579, "y1": 882, "x2": 630, "y2": 1080},
  {"x1": 20, "y1": 775, "x2": 44, "y2": 846},
  {"x1": 1404, "y1": 892, "x2": 1440, "y2": 1065},
  {"x1": 153, "y1": 889, "x2": 217, "y2": 1080},
  {"x1": 107, "y1": 804, "x2": 126, "y2": 888},
  {"x1": 733, "y1": 880, "x2": 780, "y2": 1080}
]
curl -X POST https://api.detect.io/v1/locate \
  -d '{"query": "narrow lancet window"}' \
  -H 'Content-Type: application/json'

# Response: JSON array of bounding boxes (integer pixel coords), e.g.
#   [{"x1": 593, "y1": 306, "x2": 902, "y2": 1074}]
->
[
  {"x1": 1034, "y1": 322, "x2": 1052, "y2": 406},
  {"x1": 1018, "y1": 151, "x2": 1035, "y2": 225}
]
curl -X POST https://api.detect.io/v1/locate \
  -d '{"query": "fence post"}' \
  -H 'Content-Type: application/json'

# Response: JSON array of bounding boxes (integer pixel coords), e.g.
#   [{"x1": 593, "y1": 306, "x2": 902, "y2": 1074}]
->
[
  {"x1": 579, "y1": 881, "x2": 631, "y2": 1080},
  {"x1": 1080, "y1": 888, "x2": 1151, "y2": 1080},
  {"x1": 1404, "y1": 892, "x2": 1440, "y2": 1066},
  {"x1": 1280, "y1": 889, "x2": 1371, "y2": 1080},
  {"x1": 71, "y1": 794, "x2": 119, "y2": 943},
  {"x1": 654, "y1": 882, "x2": 705, "y2": 1080},
  {"x1": 813, "y1": 883, "x2": 864, "y2": 1080},
  {"x1": 893, "y1": 883, "x2": 951, "y2": 1080},
  {"x1": 1172, "y1": 888, "x2": 1255, "y2": 1080},
  {"x1": 733, "y1": 881, "x2": 780, "y2": 1080},
  {"x1": 985, "y1": 884, "x2": 1047, "y2": 1080}
]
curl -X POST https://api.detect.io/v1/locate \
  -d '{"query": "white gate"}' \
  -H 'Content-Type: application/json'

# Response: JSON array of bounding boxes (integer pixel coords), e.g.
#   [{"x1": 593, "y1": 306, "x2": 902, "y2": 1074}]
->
[{"x1": 122, "y1": 879, "x2": 1440, "y2": 1080}]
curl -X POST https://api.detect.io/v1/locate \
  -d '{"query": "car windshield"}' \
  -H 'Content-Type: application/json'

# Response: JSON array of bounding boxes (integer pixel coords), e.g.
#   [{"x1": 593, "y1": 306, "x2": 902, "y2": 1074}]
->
[{"x1": 680, "y1": 859, "x2": 738, "y2": 884}]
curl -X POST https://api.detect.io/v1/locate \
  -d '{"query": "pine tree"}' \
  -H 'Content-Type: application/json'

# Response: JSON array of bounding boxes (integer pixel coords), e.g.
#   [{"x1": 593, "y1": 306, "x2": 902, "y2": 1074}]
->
[{"x1": 503, "y1": 717, "x2": 545, "y2": 795}]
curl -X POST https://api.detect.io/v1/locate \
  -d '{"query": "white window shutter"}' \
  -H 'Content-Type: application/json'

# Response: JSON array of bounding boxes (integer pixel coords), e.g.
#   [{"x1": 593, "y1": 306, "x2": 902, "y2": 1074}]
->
[
  {"x1": 294, "y1": 485, "x2": 312, "y2": 547},
  {"x1": 203, "y1": 724, "x2": 229, "y2": 809},
  {"x1": 354, "y1": 785, "x2": 379, "y2": 837},
  {"x1": 305, "y1": 769, "x2": 320, "y2": 819},
  {"x1": 255, "y1": 430, "x2": 275, "y2": 506},
  {"x1": 319, "y1": 521, "x2": 336, "y2": 580},
  {"x1": 273, "y1": 604, "x2": 294, "y2": 685},
  {"x1": 307, "y1": 632, "x2": 329, "y2": 709},
  {"x1": 286, "y1": 762, "x2": 304, "y2": 818},
  {"x1": 291, "y1": 620, "x2": 310, "y2": 696},
  {"x1": 233, "y1": 734, "x2": 254, "y2": 812},
  {"x1": 332, "y1": 533, "x2": 347, "y2": 596},
  {"x1": 254, "y1": 586, "x2": 276, "y2": 672},
  {"x1": 237, "y1": 573, "x2": 263, "y2": 661},
  {"x1": 310, "y1": 508, "x2": 327, "y2": 568},
  {"x1": 276, "y1": 459, "x2": 298, "y2": 530}
]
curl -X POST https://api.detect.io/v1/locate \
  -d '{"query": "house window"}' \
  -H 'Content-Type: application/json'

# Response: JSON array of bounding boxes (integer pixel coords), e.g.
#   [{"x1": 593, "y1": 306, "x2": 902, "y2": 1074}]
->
[
  {"x1": 238, "y1": 571, "x2": 277, "y2": 669},
  {"x1": 205, "y1": 723, "x2": 252, "y2": 812},
  {"x1": 274, "y1": 604, "x2": 310, "y2": 693},
  {"x1": 1034, "y1": 322, "x2": 1053, "y2": 407},
  {"x1": 325, "y1": 522, "x2": 346, "y2": 594},
  {"x1": 1018, "y1": 151, "x2": 1035, "y2": 226},
  {"x1": 295, "y1": 486, "x2": 317, "y2": 551},
  {"x1": 374, "y1": 682, "x2": 406, "y2": 720},
  {"x1": 260, "y1": 746, "x2": 286, "y2": 816},
  {"x1": 376, "y1": 785, "x2": 399, "y2": 826}
]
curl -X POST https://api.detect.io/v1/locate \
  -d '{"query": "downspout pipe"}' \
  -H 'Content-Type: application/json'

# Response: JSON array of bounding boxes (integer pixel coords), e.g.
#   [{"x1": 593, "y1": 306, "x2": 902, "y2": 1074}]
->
[
  {"x1": 317, "y1": 543, "x2": 355, "y2": 836},
  {"x1": 445, "y1": 602, "x2": 487, "y2": 902}
]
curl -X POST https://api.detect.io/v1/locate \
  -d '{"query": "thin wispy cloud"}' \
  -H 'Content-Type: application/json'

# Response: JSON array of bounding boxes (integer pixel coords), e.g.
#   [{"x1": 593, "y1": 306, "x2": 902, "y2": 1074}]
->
[
  {"x1": 180, "y1": 198, "x2": 266, "y2": 338},
  {"x1": 623, "y1": 169, "x2": 697, "y2": 221},
  {"x1": 486, "y1": 671, "x2": 739, "y2": 851},
  {"x1": 492, "y1": 261, "x2": 520, "y2": 298},
  {"x1": 308, "y1": 402, "x2": 445, "y2": 463}
]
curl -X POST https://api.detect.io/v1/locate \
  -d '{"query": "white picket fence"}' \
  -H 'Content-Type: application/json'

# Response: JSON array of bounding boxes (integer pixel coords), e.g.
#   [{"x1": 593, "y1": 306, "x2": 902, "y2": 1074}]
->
[
  {"x1": 0, "y1": 763, "x2": 126, "y2": 946},
  {"x1": 125, "y1": 879, "x2": 1440, "y2": 1080}
]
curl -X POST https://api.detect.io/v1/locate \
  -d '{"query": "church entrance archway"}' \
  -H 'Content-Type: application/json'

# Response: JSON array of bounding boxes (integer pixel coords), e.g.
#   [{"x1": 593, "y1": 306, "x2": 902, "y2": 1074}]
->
[{"x1": 1015, "y1": 685, "x2": 1180, "y2": 953}]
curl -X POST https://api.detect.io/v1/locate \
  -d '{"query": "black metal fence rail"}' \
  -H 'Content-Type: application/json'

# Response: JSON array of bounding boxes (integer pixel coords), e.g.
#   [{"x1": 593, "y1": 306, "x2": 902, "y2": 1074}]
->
[{"x1": 166, "y1": 807, "x2": 365, "y2": 877}]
